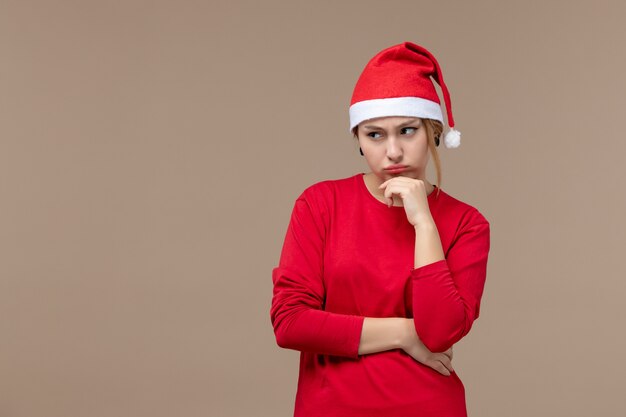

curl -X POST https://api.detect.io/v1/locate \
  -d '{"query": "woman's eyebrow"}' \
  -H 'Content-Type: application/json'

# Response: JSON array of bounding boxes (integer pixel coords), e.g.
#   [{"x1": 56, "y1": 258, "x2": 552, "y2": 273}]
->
[{"x1": 362, "y1": 118, "x2": 421, "y2": 130}]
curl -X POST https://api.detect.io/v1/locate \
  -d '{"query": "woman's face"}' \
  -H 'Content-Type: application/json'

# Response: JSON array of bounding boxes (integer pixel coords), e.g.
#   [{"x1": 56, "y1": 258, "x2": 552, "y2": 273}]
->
[{"x1": 357, "y1": 116, "x2": 430, "y2": 180}]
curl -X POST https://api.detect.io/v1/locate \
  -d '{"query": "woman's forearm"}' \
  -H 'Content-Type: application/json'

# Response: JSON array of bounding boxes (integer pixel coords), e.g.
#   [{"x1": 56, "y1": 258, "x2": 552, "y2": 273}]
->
[
  {"x1": 413, "y1": 221, "x2": 445, "y2": 268},
  {"x1": 358, "y1": 317, "x2": 408, "y2": 355}
]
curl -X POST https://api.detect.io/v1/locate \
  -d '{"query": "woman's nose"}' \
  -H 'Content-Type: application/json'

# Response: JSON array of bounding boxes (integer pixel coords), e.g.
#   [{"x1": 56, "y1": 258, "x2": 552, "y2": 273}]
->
[{"x1": 386, "y1": 137, "x2": 402, "y2": 159}]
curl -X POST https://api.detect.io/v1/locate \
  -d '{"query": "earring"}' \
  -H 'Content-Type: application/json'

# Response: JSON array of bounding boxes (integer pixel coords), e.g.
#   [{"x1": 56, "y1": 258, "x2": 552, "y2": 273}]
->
[{"x1": 359, "y1": 147, "x2": 364, "y2": 156}]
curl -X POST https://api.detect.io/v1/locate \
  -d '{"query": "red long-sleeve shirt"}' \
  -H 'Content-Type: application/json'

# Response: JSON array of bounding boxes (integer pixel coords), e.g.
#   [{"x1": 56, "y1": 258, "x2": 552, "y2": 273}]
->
[{"x1": 270, "y1": 172, "x2": 491, "y2": 417}]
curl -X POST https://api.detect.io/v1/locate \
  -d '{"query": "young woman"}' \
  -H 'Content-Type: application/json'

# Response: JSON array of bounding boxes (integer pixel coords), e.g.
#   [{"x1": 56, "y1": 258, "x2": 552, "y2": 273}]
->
[{"x1": 270, "y1": 41, "x2": 491, "y2": 417}]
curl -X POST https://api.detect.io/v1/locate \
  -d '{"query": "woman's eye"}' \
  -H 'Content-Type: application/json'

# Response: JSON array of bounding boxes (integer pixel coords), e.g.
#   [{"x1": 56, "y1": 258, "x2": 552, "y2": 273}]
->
[
  {"x1": 401, "y1": 127, "x2": 417, "y2": 135},
  {"x1": 367, "y1": 132, "x2": 382, "y2": 139}
]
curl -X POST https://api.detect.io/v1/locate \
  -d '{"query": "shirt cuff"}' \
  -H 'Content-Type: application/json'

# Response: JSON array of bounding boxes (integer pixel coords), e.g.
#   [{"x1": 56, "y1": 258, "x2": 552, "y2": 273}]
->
[
  {"x1": 347, "y1": 315, "x2": 366, "y2": 358},
  {"x1": 410, "y1": 259, "x2": 448, "y2": 280}
]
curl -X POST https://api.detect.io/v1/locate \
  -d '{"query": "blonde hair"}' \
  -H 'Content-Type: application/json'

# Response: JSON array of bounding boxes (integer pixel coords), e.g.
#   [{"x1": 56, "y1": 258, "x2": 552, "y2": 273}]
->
[{"x1": 352, "y1": 118, "x2": 444, "y2": 198}]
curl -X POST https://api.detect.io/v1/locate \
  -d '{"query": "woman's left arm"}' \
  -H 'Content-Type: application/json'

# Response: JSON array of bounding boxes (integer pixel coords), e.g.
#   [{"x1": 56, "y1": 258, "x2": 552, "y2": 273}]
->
[{"x1": 411, "y1": 210, "x2": 491, "y2": 353}]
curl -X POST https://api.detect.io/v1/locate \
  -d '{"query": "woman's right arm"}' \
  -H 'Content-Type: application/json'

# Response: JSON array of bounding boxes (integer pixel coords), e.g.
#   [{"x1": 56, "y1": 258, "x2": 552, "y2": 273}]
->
[{"x1": 271, "y1": 192, "x2": 365, "y2": 358}]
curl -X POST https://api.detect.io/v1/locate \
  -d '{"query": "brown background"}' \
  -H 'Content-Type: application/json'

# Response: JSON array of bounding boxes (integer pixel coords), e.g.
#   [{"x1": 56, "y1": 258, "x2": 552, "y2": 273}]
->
[{"x1": 1, "y1": 0, "x2": 625, "y2": 416}]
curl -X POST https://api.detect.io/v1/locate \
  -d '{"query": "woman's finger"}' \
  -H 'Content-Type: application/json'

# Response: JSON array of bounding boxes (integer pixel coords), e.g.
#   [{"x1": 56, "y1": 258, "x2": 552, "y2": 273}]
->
[
  {"x1": 430, "y1": 360, "x2": 450, "y2": 376},
  {"x1": 382, "y1": 183, "x2": 408, "y2": 200},
  {"x1": 439, "y1": 355, "x2": 454, "y2": 373},
  {"x1": 382, "y1": 184, "x2": 406, "y2": 207}
]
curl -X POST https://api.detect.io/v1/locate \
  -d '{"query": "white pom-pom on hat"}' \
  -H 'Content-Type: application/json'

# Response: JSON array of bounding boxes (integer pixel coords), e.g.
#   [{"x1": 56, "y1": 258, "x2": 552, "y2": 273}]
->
[{"x1": 444, "y1": 127, "x2": 461, "y2": 148}]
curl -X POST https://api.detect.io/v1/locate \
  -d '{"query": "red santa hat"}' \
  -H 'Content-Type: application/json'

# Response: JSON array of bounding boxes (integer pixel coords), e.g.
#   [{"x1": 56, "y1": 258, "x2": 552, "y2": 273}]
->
[{"x1": 349, "y1": 41, "x2": 461, "y2": 149}]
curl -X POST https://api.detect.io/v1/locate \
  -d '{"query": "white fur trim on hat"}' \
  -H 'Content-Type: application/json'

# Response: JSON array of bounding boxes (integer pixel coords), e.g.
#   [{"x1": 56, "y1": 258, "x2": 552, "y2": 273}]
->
[{"x1": 349, "y1": 97, "x2": 443, "y2": 132}]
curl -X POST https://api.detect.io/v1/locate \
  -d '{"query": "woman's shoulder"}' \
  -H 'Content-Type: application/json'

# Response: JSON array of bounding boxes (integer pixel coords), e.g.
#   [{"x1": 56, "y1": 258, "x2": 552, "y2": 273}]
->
[
  {"x1": 298, "y1": 173, "x2": 359, "y2": 200},
  {"x1": 291, "y1": 174, "x2": 360, "y2": 219},
  {"x1": 435, "y1": 188, "x2": 490, "y2": 227}
]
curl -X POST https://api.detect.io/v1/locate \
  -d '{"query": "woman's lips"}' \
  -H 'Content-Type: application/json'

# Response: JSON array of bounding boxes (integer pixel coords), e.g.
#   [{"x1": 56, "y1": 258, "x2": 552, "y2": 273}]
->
[{"x1": 384, "y1": 165, "x2": 408, "y2": 173}]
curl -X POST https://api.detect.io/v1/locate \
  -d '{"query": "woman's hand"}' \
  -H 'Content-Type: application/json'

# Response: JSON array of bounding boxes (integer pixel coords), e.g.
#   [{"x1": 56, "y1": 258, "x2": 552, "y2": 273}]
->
[
  {"x1": 378, "y1": 177, "x2": 433, "y2": 227},
  {"x1": 400, "y1": 318, "x2": 455, "y2": 376}
]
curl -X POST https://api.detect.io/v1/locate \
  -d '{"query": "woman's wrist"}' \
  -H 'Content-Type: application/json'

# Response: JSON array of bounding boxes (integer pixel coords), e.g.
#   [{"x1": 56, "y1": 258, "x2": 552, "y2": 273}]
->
[
  {"x1": 413, "y1": 216, "x2": 436, "y2": 230},
  {"x1": 359, "y1": 317, "x2": 412, "y2": 355},
  {"x1": 396, "y1": 318, "x2": 413, "y2": 350}
]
